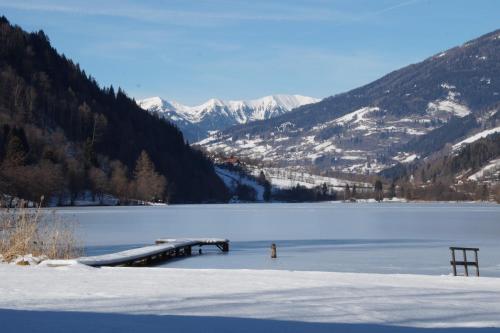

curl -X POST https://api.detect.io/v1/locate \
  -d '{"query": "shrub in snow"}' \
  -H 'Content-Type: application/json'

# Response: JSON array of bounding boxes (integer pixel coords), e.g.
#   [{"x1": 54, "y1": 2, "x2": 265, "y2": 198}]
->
[{"x1": 0, "y1": 201, "x2": 81, "y2": 262}]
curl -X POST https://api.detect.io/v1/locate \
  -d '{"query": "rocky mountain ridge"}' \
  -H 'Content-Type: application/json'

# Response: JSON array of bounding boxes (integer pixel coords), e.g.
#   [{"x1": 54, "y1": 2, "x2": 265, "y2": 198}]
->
[{"x1": 138, "y1": 95, "x2": 319, "y2": 141}]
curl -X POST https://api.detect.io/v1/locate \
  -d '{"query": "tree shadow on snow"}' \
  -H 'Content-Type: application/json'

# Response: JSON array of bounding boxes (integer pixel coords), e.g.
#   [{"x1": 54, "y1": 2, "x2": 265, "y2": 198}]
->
[{"x1": 0, "y1": 309, "x2": 498, "y2": 333}]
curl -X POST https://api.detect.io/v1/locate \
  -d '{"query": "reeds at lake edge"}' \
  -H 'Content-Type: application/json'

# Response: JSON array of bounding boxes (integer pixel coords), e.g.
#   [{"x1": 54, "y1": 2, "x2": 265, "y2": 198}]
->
[{"x1": 0, "y1": 200, "x2": 81, "y2": 262}]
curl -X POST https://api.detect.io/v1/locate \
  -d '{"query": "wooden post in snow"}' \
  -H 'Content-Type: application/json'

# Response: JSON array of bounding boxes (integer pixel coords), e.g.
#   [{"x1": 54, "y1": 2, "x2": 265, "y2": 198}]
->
[{"x1": 271, "y1": 243, "x2": 277, "y2": 259}]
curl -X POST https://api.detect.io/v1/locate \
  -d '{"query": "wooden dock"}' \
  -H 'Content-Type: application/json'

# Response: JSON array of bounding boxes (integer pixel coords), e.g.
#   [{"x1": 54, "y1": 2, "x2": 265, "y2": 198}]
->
[{"x1": 77, "y1": 238, "x2": 229, "y2": 267}]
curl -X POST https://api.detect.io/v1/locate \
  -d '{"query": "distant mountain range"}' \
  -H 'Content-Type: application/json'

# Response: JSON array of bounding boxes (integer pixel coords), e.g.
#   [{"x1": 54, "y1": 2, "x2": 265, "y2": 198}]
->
[
  {"x1": 198, "y1": 29, "x2": 500, "y2": 179},
  {"x1": 138, "y1": 95, "x2": 320, "y2": 141}
]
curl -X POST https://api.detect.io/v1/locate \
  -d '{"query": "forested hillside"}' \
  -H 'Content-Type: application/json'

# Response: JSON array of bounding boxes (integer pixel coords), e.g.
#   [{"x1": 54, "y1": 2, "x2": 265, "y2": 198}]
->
[{"x1": 0, "y1": 17, "x2": 228, "y2": 204}]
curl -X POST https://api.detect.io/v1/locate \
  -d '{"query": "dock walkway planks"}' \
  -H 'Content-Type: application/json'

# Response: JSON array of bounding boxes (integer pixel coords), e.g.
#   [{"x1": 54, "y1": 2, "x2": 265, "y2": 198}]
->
[{"x1": 77, "y1": 238, "x2": 229, "y2": 267}]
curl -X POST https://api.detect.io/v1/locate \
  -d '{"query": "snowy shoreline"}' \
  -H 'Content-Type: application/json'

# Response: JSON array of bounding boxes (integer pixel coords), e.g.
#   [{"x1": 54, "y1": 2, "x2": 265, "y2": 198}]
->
[
  {"x1": 46, "y1": 199, "x2": 499, "y2": 208},
  {"x1": 1, "y1": 264, "x2": 500, "y2": 332}
]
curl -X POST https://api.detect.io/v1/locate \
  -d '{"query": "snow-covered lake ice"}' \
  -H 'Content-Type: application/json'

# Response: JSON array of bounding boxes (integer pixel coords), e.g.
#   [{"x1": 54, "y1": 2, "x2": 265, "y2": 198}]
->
[{"x1": 54, "y1": 202, "x2": 500, "y2": 276}]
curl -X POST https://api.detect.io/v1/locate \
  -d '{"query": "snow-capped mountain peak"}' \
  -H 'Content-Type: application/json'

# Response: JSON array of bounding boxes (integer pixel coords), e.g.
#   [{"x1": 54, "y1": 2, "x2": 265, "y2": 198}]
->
[
  {"x1": 137, "y1": 94, "x2": 320, "y2": 141},
  {"x1": 246, "y1": 94, "x2": 318, "y2": 110},
  {"x1": 137, "y1": 96, "x2": 165, "y2": 111},
  {"x1": 204, "y1": 98, "x2": 225, "y2": 108}
]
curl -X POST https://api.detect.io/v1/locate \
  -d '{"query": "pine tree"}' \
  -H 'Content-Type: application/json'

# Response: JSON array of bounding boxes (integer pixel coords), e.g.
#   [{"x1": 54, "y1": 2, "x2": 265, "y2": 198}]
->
[
  {"x1": 88, "y1": 167, "x2": 109, "y2": 203},
  {"x1": 263, "y1": 181, "x2": 271, "y2": 202},
  {"x1": 257, "y1": 171, "x2": 266, "y2": 184},
  {"x1": 83, "y1": 138, "x2": 96, "y2": 168},
  {"x1": 321, "y1": 183, "x2": 328, "y2": 197},
  {"x1": 4, "y1": 134, "x2": 27, "y2": 166},
  {"x1": 374, "y1": 180, "x2": 383, "y2": 202},
  {"x1": 389, "y1": 182, "x2": 396, "y2": 199},
  {"x1": 110, "y1": 161, "x2": 130, "y2": 202},
  {"x1": 133, "y1": 150, "x2": 166, "y2": 202},
  {"x1": 344, "y1": 184, "x2": 351, "y2": 201},
  {"x1": 257, "y1": 170, "x2": 272, "y2": 201}
]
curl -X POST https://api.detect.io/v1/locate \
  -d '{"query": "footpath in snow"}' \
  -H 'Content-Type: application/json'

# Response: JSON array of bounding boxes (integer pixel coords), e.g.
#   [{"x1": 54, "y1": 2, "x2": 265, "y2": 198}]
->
[{"x1": 1, "y1": 264, "x2": 500, "y2": 332}]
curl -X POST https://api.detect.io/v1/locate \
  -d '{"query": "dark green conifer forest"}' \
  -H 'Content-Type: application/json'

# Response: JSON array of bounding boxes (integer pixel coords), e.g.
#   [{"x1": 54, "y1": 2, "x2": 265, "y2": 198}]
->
[{"x1": 0, "y1": 17, "x2": 229, "y2": 204}]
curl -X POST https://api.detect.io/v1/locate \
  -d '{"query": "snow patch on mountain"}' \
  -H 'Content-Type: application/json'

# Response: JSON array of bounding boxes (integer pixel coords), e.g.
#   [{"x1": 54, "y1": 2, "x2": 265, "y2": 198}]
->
[
  {"x1": 427, "y1": 99, "x2": 470, "y2": 117},
  {"x1": 468, "y1": 158, "x2": 500, "y2": 181},
  {"x1": 427, "y1": 84, "x2": 470, "y2": 118},
  {"x1": 335, "y1": 107, "x2": 379, "y2": 125},
  {"x1": 453, "y1": 126, "x2": 500, "y2": 150},
  {"x1": 311, "y1": 106, "x2": 379, "y2": 132},
  {"x1": 394, "y1": 153, "x2": 419, "y2": 164}
]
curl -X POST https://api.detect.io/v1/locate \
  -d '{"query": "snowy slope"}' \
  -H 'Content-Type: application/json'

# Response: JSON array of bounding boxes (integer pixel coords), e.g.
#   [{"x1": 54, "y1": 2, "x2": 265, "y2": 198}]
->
[
  {"x1": 468, "y1": 158, "x2": 500, "y2": 181},
  {"x1": 1, "y1": 264, "x2": 500, "y2": 332},
  {"x1": 248, "y1": 167, "x2": 370, "y2": 190},
  {"x1": 453, "y1": 126, "x2": 500, "y2": 150},
  {"x1": 215, "y1": 166, "x2": 265, "y2": 201},
  {"x1": 137, "y1": 95, "x2": 320, "y2": 141}
]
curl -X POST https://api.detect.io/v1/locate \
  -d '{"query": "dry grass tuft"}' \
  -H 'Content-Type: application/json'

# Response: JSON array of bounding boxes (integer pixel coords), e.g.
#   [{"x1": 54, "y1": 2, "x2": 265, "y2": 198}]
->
[{"x1": 0, "y1": 200, "x2": 81, "y2": 262}]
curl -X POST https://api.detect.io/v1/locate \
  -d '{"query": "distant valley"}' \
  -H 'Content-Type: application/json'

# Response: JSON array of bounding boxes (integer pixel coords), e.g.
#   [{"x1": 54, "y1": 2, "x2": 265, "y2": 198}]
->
[{"x1": 196, "y1": 29, "x2": 500, "y2": 186}]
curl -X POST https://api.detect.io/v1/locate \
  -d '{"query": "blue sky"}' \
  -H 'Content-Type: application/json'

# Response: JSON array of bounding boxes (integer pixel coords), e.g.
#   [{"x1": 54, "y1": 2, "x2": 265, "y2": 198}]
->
[{"x1": 1, "y1": 0, "x2": 499, "y2": 105}]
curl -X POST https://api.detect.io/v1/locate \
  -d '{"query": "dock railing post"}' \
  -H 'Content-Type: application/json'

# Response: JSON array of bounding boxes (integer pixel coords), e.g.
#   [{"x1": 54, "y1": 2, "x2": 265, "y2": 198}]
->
[
  {"x1": 451, "y1": 248, "x2": 457, "y2": 276},
  {"x1": 474, "y1": 249, "x2": 480, "y2": 277},
  {"x1": 463, "y1": 249, "x2": 468, "y2": 277}
]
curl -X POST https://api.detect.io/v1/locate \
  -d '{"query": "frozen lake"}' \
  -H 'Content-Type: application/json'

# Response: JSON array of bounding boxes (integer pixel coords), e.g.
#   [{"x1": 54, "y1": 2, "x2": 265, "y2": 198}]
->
[{"x1": 54, "y1": 202, "x2": 500, "y2": 276}]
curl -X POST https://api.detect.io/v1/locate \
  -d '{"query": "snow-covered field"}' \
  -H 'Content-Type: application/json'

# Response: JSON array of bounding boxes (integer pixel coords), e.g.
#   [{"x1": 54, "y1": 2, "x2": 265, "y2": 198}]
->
[
  {"x1": 3, "y1": 204, "x2": 497, "y2": 332},
  {"x1": 468, "y1": 158, "x2": 500, "y2": 181},
  {"x1": 215, "y1": 166, "x2": 265, "y2": 200},
  {"x1": 248, "y1": 167, "x2": 370, "y2": 190},
  {"x1": 1, "y1": 264, "x2": 500, "y2": 332},
  {"x1": 215, "y1": 165, "x2": 370, "y2": 199}
]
